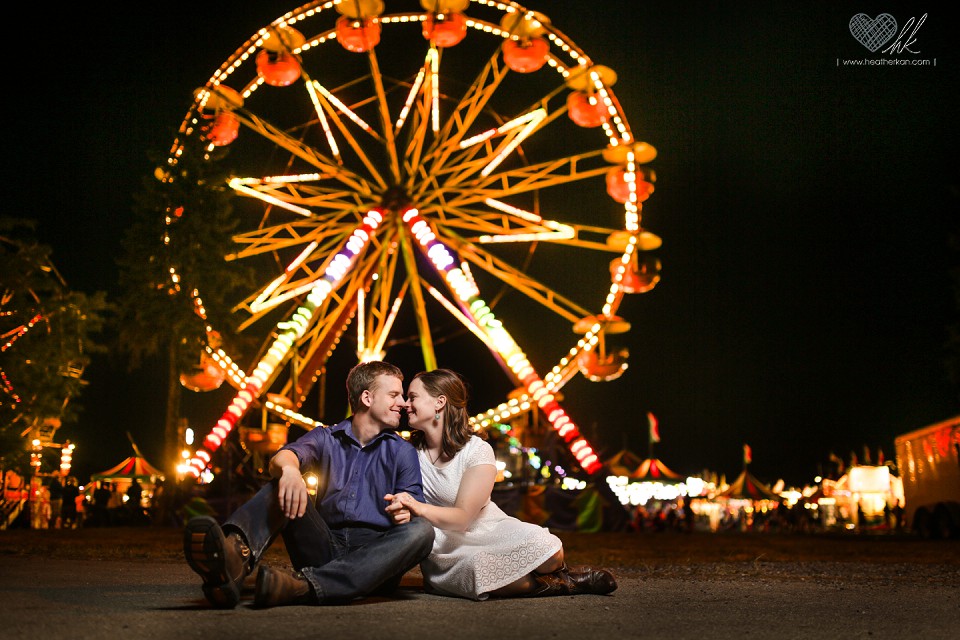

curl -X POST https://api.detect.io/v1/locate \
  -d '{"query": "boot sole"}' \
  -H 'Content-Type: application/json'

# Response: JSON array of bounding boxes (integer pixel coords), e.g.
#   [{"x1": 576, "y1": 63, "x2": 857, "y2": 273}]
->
[
  {"x1": 183, "y1": 516, "x2": 240, "y2": 608},
  {"x1": 252, "y1": 566, "x2": 271, "y2": 608}
]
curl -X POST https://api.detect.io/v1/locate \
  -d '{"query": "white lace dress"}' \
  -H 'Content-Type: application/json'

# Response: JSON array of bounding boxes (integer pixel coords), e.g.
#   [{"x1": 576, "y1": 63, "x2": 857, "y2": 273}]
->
[{"x1": 418, "y1": 436, "x2": 562, "y2": 600}]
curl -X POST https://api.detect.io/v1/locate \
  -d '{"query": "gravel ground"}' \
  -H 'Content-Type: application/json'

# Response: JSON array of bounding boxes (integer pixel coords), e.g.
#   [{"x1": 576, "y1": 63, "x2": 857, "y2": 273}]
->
[
  {"x1": 2, "y1": 527, "x2": 959, "y2": 640},
  {"x1": 3, "y1": 526, "x2": 959, "y2": 583}
]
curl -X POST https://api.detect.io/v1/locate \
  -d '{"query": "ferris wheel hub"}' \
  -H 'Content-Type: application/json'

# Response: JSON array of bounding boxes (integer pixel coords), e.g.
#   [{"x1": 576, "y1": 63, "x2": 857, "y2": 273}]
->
[{"x1": 380, "y1": 185, "x2": 411, "y2": 213}]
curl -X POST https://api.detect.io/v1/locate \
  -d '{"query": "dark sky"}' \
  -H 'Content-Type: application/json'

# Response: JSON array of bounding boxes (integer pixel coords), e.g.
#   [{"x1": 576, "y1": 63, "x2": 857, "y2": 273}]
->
[{"x1": 13, "y1": 1, "x2": 959, "y2": 486}]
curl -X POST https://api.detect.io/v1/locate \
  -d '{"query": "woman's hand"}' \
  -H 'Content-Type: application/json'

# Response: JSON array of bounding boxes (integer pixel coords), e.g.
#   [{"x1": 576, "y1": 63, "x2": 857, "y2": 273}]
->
[{"x1": 385, "y1": 492, "x2": 424, "y2": 524}]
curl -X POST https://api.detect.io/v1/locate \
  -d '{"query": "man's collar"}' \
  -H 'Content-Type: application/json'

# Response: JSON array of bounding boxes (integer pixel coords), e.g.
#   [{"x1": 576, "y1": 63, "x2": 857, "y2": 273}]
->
[{"x1": 331, "y1": 418, "x2": 399, "y2": 446}]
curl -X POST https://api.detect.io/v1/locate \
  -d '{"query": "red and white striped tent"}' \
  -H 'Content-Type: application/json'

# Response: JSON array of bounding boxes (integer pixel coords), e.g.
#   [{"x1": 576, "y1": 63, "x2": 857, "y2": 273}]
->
[
  {"x1": 717, "y1": 469, "x2": 781, "y2": 501},
  {"x1": 91, "y1": 453, "x2": 164, "y2": 483},
  {"x1": 604, "y1": 450, "x2": 684, "y2": 482},
  {"x1": 630, "y1": 457, "x2": 683, "y2": 482}
]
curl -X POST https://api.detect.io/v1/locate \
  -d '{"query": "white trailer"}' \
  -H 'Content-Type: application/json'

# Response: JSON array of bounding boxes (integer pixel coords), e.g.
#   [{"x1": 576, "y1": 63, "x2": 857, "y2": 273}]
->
[{"x1": 894, "y1": 416, "x2": 960, "y2": 538}]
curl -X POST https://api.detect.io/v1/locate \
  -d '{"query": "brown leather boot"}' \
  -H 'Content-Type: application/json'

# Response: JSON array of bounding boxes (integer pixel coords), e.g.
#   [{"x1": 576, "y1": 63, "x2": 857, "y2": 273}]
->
[
  {"x1": 526, "y1": 565, "x2": 618, "y2": 597},
  {"x1": 566, "y1": 565, "x2": 618, "y2": 595},
  {"x1": 525, "y1": 569, "x2": 577, "y2": 597},
  {"x1": 253, "y1": 566, "x2": 316, "y2": 608},
  {"x1": 183, "y1": 516, "x2": 252, "y2": 609}
]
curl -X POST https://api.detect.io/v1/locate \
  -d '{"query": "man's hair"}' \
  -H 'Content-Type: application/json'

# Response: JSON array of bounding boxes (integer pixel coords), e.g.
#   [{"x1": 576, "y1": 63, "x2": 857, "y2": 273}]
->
[{"x1": 346, "y1": 361, "x2": 404, "y2": 413}]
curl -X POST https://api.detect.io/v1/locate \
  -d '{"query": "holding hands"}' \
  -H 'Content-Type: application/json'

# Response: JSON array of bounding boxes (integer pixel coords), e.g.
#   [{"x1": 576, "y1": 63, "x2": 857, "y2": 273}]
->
[{"x1": 384, "y1": 492, "x2": 424, "y2": 525}]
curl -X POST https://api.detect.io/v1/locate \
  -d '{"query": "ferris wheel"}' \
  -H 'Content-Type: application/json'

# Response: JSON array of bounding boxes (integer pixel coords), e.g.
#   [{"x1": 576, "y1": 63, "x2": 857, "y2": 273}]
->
[{"x1": 167, "y1": 0, "x2": 662, "y2": 479}]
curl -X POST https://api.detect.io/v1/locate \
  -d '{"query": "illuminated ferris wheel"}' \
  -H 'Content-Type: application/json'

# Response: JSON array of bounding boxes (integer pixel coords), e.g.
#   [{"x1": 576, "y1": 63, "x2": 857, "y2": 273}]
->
[{"x1": 167, "y1": 0, "x2": 662, "y2": 478}]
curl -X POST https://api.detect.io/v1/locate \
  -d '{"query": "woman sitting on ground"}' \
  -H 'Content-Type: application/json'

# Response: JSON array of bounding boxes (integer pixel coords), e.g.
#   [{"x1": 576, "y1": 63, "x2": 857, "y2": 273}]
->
[{"x1": 386, "y1": 368, "x2": 616, "y2": 600}]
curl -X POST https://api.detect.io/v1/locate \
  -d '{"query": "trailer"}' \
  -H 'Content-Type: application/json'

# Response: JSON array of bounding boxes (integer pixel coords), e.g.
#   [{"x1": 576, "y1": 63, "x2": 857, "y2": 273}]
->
[{"x1": 894, "y1": 416, "x2": 960, "y2": 538}]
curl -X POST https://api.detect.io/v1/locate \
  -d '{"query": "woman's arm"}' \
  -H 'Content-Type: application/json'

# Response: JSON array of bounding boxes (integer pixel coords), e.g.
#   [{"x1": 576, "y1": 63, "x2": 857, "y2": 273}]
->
[{"x1": 386, "y1": 463, "x2": 497, "y2": 532}]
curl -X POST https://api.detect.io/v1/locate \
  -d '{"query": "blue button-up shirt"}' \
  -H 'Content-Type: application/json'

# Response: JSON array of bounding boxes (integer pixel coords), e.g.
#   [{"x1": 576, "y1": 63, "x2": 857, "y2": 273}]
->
[{"x1": 281, "y1": 419, "x2": 424, "y2": 530}]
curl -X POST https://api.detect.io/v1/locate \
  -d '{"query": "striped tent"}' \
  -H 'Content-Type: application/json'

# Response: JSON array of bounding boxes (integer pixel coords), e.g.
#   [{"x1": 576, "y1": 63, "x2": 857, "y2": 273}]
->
[
  {"x1": 717, "y1": 469, "x2": 781, "y2": 501},
  {"x1": 631, "y1": 457, "x2": 683, "y2": 482},
  {"x1": 91, "y1": 453, "x2": 165, "y2": 482},
  {"x1": 604, "y1": 449, "x2": 646, "y2": 477},
  {"x1": 604, "y1": 450, "x2": 684, "y2": 482}
]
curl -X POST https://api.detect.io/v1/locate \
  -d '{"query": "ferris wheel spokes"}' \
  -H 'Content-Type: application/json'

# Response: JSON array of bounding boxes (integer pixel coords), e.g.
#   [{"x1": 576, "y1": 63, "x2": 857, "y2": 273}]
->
[
  {"x1": 230, "y1": 108, "x2": 374, "y2": 196},
  {"x1": 171, "y1": 2, "x2": 657, "y2": 480},
  {"x1": 403, "y1": 208, "x2": 602, "y2": 474},
  {"x1": 184, "y1": 207, "x2": 387, "y2": 478}
]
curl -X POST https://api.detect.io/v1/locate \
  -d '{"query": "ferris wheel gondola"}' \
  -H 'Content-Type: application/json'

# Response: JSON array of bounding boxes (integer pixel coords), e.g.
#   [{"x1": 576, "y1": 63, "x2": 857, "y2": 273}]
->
[{"x1": 163, "y1": 0, "x2": 662, "y2": 479}]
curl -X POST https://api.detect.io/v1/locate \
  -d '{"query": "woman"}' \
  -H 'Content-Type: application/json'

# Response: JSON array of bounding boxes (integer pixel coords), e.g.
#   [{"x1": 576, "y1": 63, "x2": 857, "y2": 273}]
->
[{"x1": 386, "y1": 369, "x2": 616, "y2": 600}]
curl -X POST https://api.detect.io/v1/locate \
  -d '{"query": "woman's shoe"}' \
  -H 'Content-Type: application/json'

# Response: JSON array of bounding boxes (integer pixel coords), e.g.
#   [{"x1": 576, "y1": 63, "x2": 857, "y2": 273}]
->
[{"x1": 566, "y1": 565, "x2": 618, "y2": 595}]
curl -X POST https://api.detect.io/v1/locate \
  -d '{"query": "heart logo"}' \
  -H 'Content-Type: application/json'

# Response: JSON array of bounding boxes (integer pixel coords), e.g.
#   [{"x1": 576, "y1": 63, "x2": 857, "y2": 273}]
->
[{"x1": 849, "y1": 13, "x2": 898, "y2": 52}]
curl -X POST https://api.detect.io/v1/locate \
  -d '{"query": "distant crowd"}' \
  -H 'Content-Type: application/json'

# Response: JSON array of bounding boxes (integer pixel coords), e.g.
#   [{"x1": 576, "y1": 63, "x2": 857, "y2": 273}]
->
[{"x1": 11, "y1": 475, "x2": 151, "y2": 529}]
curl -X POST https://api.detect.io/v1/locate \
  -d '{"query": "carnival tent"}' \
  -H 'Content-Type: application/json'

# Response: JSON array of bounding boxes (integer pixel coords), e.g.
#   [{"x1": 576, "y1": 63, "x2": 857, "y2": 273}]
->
[
  {"x1": 91, "y1": 454, "x2": 165, "y2": 482},
  {"x1": 604, "y1": 450, "x2": 684, "y2": 482},
  {"x1": 717, "y1": 469, "x2": 782, "y2": 501},
  {"x1": 604, "y1": 449, "x2": 646, "y2": 477},
  {"x1": 631, "y1": 457, "x2": 683, "y2": 482},
  {"x1": 90, "y1": 433, "x2": 165, "y2": 484},
  {"x1": 91, "y1": 438, "x2": 165, "y2": 485}
]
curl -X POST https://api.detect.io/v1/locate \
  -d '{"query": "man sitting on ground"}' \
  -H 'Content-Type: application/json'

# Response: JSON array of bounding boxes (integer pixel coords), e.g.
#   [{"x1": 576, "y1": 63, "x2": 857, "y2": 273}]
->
[{"x1": 183, "y1": 360, "x2": 433, "y2": 608}]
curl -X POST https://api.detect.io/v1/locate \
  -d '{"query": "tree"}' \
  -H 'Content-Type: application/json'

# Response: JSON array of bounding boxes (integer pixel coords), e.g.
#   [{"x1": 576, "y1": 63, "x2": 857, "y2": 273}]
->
[
  {"x1": 0, "y1": 217, "x2": 111, "y2": 470},
  {"x1": 116, "y1": 137, "x2": 253, "y2": 475}
]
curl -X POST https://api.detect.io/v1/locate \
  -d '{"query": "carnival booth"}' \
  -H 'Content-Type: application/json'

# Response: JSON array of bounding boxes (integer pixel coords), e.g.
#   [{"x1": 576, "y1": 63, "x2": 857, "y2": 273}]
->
[
  {"x1": 601, "y1": 446, "x2": 709, "y2": 531},
  {"x1": 712, "y1": 468, "x2": 783, "y2": 531},
  {"x1": 820, "y1": 464, "x2": 903, "y2": 529},
  {"x1": 604, "y1": 414, "x2": 706, "y2": 510}
]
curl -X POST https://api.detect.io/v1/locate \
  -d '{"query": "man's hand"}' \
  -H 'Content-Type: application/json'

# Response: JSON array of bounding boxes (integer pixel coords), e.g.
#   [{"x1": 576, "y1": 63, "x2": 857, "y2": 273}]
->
[
  {"x1": 384, "y1": 492, "x2": 421, "y2": 524},
  {"x1": 278, "y1": 466, "x2": 309, "y2": 519}
]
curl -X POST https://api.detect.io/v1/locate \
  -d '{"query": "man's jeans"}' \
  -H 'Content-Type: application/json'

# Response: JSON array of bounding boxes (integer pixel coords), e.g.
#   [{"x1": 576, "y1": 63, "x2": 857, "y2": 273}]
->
[{"x1": 224, "y1": 481, "x2": 434, "y2": 603}]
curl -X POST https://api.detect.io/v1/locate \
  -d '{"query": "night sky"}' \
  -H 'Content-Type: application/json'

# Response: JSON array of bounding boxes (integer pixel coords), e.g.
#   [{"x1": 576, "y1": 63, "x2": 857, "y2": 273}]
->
[{"x1": 13, "y1": 1, "x2": 959, "y2": 486}]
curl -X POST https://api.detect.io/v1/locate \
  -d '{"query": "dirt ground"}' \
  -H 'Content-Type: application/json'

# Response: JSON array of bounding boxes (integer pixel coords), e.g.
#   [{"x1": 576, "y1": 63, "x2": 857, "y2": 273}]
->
[
  {"x1": 2, "y1": 527, "x2": 959, "y2": 640},
  {"x1": 3, "y1": 525, "x2": 959, "y2": 569}
]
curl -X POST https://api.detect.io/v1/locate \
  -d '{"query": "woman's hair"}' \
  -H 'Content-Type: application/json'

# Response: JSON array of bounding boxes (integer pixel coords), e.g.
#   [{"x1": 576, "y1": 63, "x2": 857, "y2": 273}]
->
[
  {"x1": 346, "y1": 361, "x2": 403, "y2": 413},
  {"x1": 409, "y1": 368, "x2": 484, "y2": 458}
]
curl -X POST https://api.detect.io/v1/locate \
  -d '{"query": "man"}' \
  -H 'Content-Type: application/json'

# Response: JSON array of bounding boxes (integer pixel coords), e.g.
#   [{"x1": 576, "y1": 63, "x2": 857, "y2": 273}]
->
[
  {"x1": 91, "y1": 481, "x2": 112, "y2": 527},
  {"x1": 184, "y1": 361, "x2": 433, "y2": 608},
  {"x1": 47, "y1": 477, "x2": 63, "y2": 529},
  {"x1": 60, "y1": 477, "x2": 80, "y2": 529}
]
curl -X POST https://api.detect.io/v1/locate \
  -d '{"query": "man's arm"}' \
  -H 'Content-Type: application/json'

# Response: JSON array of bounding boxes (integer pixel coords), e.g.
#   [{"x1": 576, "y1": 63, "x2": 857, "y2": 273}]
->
[
  {"x1": 384, "y1": 445, "x2": 424, "y2": 525},
  {"x1": 393, "y1": 445, "x2": 425, "y2": 502},
  {"x1": 270, "y1": 449, "x2": 309, "y2": 519}
]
